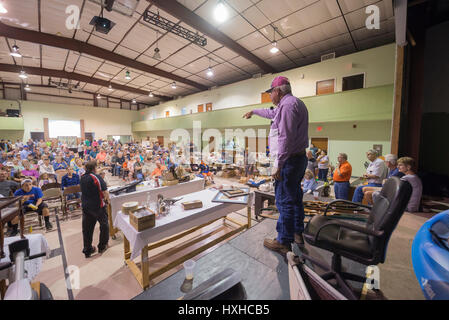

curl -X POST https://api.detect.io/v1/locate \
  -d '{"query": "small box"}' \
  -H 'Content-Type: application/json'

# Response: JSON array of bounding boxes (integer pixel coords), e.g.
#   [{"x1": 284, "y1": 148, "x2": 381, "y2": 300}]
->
[
  {"x1": 129, "y1": 208, "x2": 156, "y2": 232},
  {"x1": 182, "y1": 200, "x2": 203, "y2": 210},
  {"x1": 162, "y1": 179, "x2": 179, "y2": 186}
]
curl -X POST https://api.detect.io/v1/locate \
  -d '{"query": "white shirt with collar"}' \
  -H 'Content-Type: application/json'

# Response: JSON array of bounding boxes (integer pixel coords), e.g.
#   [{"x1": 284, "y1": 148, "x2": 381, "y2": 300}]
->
[{"x1": 366, "y1": 157, "x2": 387, "y2": 184}]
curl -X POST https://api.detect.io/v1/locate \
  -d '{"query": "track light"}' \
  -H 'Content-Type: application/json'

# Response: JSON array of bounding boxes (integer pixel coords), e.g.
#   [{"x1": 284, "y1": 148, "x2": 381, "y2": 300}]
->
[
  {"x1": 10, "y1": 45, "x2": 22, "y2": 58},
  {"x1": 0, "y1": 1, "x2": 7, "y2": 14},
  {"x1": 125, "y1": 70, "x2": 131, "y2": 80},
  {"x1": 149, "y1": 92, "x2": 154, "y2": 98},
  {"x1": 171, "y1": 82, "x2": 177, "y2": 89},
  {"x1": 214, "y1": 0, "x2": 228, "y2": 23},
  {"x1": 24, "y1": 84, "x2": 31, "y2": 91},
  {"x1": 19, "y1": 70, "x2": 28, "y2": 79}
]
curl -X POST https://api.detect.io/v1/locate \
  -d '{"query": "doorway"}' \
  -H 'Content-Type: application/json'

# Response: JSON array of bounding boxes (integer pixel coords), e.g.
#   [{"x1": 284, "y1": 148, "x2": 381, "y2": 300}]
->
[
  {"x1": 310, "y1": 138, "x2": 328, "y2": 152},
  {"x1": 157, "y1": 136, "x2": 164, "y2": 147},
  {"x1": 30, "y1": 132, "x2": 45, "y2": 141},
  {"x1": 85, "y1": 132, "x2": 95, "y2": 143}
]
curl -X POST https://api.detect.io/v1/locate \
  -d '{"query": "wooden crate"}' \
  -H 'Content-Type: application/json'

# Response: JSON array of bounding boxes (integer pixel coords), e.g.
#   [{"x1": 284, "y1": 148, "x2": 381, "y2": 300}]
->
[{"x1": 129, "y1": 208, "x2": 156, "y2": 232}]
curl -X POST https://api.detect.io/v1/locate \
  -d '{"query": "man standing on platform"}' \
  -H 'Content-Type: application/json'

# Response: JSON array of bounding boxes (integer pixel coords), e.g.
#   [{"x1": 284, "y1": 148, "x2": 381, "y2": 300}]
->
[
  {"x1": 80, "y1": 161, "x2": 109, "y2": 258},
  {"x1": 333, "y1": 153, "x2": 352, "y2": 200},
  {"x1": 243, "y1": 76, "x2": 309, "y2": 254}
]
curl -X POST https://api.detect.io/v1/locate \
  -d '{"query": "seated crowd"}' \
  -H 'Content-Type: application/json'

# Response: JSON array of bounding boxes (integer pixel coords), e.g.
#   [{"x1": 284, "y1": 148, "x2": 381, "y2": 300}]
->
[{"x1": 302, "y1": 146, "x2": 423, "y2": 213}]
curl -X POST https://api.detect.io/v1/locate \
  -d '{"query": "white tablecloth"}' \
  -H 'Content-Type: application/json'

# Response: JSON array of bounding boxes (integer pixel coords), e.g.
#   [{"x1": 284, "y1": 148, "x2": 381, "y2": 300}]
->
[
  {"x1": 110, "y1": 178, "x2": 205, "y2": 223},
  {"x1": 114, "y1": 189, "x2": 247, "y2": 260},
  {"x1": 0, "y1": 234, "x2": 50, "y2": 282}
]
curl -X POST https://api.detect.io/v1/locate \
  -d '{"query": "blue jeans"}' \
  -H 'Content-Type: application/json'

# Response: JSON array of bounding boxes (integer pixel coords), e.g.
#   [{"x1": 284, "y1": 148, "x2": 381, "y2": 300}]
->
[
  {"x1": 275, "y1": 154, "x2": 308, "y2": 246},
  {"x1": 114, "y1": 165, "x2": 122, "y2": 176},
  {"x1": 352, "y1": 183, "x2": 382, "y2": 203},
  {"x1": 334, "y1": 181, "x2": 350, "y2": 200},
  {"x1": 318, "y1": 168, "x2": 328, "y2": 181}
]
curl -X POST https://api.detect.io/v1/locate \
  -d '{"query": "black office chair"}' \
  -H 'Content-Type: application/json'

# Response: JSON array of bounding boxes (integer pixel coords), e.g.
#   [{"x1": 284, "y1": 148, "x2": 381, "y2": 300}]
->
[{"x1": 302, "y1": 177, "x2": 412, "y2": 298}]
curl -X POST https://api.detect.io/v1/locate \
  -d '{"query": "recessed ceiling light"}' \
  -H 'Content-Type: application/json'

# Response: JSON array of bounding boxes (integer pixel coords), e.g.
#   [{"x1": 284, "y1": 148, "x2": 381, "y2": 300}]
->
[
  {"x1": 18, "y1": 70, "x2": 28, "y2": 79},
  {"x1": 214, "y1": 0, "x2": 228, "y2": 23},
  {"x1": 125, "y1": 70, "x2": 131, "y2": 80}
]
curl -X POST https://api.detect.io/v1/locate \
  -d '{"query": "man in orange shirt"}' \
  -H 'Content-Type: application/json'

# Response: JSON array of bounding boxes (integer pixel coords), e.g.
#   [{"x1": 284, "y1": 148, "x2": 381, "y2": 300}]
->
[
  {"x1": 333, "y1": 153, "x2": 352, "y2": 200},
  {"x1": 151, "y1": 162, "x2": 166, "y2": 178}
]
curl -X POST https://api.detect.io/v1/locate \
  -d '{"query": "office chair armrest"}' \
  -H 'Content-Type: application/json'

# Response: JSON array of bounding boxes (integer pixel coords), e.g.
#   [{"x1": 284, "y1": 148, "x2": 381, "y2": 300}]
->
[
  {"x1": 314, "y1": 219, "x2": 384, "y2": 243},
  {"x1": 323, "y1": 200, "x2": 372, "y2": 216}
]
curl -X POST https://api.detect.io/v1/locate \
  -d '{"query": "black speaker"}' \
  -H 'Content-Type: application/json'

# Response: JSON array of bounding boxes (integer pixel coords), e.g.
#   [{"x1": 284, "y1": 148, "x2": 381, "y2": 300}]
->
[{"x1": 6, "y1": 109, "x2": 20, "y2": 117}]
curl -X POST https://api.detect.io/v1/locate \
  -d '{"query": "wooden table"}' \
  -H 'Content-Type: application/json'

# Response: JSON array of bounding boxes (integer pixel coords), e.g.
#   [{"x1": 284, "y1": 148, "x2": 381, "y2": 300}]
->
[
  {"x1": 113, "y1": 189, "x2": 252, "y2": 290},
  {"x1": 253, "y1": 190, "x2": 333, "y2": 220}
]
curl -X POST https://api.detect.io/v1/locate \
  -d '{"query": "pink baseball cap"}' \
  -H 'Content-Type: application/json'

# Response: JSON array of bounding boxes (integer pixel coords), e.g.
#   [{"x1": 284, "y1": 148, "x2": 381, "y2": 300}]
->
[{"x1": 265, "y1": 76, "x2": 290, "y2": 93}]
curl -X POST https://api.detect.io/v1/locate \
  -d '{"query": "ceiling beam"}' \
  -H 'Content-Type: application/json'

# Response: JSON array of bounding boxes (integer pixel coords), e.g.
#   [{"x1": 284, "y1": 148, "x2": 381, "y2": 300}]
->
[
  {"x1": 0, "y1": 63, "x2": 172, "y2": 101},
  {"x1": 148, "y1": 0, "x2": 277, "y2": 74},
  {"x1": 0, "y1": 21, "x2": 208, "y2": 91}
]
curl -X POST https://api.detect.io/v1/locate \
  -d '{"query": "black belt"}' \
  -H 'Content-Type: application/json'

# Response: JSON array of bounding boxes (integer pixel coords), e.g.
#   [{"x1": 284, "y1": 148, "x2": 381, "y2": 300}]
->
[{"x1": 290, "y1": 150, "x2": 306, "y2": 158}]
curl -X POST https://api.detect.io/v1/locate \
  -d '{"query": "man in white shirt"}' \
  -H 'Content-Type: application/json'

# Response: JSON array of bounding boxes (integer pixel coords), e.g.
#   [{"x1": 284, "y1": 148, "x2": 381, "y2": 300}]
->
[{"x1": 352, "y1": 149, "x2": 387, "y2": 203}]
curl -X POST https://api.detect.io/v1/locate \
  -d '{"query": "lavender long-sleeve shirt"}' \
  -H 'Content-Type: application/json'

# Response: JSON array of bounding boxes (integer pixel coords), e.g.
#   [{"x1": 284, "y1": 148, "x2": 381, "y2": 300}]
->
[{"x1": 253, "y1": 94, "x2": 309, "y2": 168}]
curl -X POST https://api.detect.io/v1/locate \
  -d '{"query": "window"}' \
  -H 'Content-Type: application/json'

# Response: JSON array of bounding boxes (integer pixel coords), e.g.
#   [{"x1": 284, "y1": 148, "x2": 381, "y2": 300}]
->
[
  {"x1": 342, "y1": 74, "x2": 365, "y2": 91},
  {"x1": 198, "y1": 104, "x2": 204, "y2": 113},
  {"x1": 316, "y1": 79, "x2": 335, "y2": 95}
]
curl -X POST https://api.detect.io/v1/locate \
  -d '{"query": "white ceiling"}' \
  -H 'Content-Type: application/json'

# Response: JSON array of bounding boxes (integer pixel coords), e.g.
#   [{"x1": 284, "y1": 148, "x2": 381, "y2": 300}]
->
[{"x1": 0, "y1": 0, "x2": 395, "y2": 105}]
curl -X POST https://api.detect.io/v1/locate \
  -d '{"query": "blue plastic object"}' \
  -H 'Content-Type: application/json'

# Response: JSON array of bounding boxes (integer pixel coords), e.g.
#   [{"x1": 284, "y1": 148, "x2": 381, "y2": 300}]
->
[{"x1": 412, "y1": 210, "x2": 449, "y2": 300}]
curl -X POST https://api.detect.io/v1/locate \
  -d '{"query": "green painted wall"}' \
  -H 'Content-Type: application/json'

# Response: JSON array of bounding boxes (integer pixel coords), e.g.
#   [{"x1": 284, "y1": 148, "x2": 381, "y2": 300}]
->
[
  {"x1": 0, "y1": 117, "x2": 25, "y2": 142},
  {"x1": 0, "y1": 117, "x2": 24, "y2": 130},
  {"x1": 133, "y1": 85, "x2": 393, "y2": 132}
]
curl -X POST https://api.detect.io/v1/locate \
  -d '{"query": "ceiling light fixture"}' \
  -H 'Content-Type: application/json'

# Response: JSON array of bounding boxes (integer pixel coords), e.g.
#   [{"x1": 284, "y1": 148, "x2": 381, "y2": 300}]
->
[
  {"x1": 270, "y1": 26, "x2": 279, "y2": 54},
  {"x1": 19, "y1": 70, "x2": 28, "y2": 79},
  {"x1": 153, "y1": 30, "x2": 161, "y2": 60},
  {"x1": 214, "y1": 0, "x2": 228, "y2": 23},
  {"x1": 97, "y1": 93, "x2": 101, "y2": 99},
  {"x1": 24, "y1": 84, "x2": 31, "y2": 91},
  {"x1": 125, "y1": 70, "x2": 131, "y2": 80},
  {"x1": 206, "y1": 58, "x2": 214, "y2": 77},
  {"x1": 0, "y1": 1, "x2": 7, "y2": 14},
  {"x1": 10, "y1": 44, "x2": 22, "y2": 58},
  {"x1": 149, "y1": 92, "x2": 154, "y2": 98},
  {"x1": 108, "y1": 83, "x2": 113, "y2": 91},
  {"x1": 132, "y1": 98, "x2": 137, "y2": 104},
  {"x1": 171, "y1": 82, "x2": 177, "y2": 89}
]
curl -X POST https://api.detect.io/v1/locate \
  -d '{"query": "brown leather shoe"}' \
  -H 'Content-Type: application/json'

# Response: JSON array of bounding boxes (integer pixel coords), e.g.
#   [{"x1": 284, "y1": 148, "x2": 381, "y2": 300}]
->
[
  {"x1": 263, "y1": 238, "x2": 291, "y2": 255},
  {"x1": 294, "y1": 233, "x2": 305, "y2": 246}
]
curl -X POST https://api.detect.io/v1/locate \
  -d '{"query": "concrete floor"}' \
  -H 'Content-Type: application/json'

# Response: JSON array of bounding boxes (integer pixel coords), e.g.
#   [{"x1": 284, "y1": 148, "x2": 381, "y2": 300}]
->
[{"x1": 20, "y1": 173, "x2": 430, "y2": 300}]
